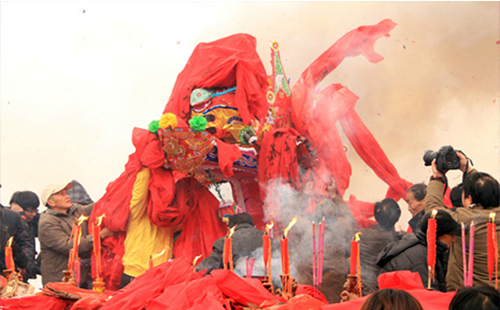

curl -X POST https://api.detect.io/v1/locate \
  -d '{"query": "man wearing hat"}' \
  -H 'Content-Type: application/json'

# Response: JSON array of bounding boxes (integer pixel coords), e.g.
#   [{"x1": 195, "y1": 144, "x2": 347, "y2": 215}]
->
[
  {"x1": 376, "y1": 209, "x2": 461, "y2": 291},
  {"x1": 38, "y1": 181, "x2": 112, "y2": 287}
]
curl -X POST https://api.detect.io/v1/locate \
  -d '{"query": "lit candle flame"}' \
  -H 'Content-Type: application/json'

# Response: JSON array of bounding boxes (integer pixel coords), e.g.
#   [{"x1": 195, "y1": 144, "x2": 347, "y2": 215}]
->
[
  {"x1": 490, "y1": 212, "x2": 496, "y2": 223},
  {"x1": 431, "y1": 209, "x2": 438, "y2": 219},
  {"x1": 283, "y1": 216, "x2": 298, "y2": 238},
  {"x1": 354, "y1": 232, "x2": 362, "y2": 242},
  {"x1": 96, "y1": 214, "x2": 106, "y2": 226},
  {"x1": 192, "y1": 254, "x2": 203, "y2": 266},
  {"x1": 76, "y1": 215, "x2": 89, "y2": 226},
  {"x1": 228, "y1": 225, "x2": 236, "y2": 238},
  {"x1": 6, "y1": 236, "x2": 13, "y2": 247},
  {"x1": 151, "y1": 248, "x2": 167, "y2": 260},
  {"x1": 265, "y1": 220, "x2": 274, "y2": 234}
]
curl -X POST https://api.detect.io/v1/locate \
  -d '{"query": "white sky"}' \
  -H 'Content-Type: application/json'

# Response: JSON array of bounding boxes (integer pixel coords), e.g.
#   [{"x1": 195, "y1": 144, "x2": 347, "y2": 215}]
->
[{"x1": 1, "y1": 2, "x2": 499, "y2": 229}]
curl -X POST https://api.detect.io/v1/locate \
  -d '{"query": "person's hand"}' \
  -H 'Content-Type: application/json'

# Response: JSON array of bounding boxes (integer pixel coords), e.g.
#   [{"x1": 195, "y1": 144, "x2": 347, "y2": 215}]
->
[
  {"x1": 457, "y1": 151, "x2": 472, "y2": 173},
  {"x1": 431, "y1": 159, "x2": 445, "y2": 178},
  {"x1": 99, "y1": 227, "x2": 114, "y2": 240}
]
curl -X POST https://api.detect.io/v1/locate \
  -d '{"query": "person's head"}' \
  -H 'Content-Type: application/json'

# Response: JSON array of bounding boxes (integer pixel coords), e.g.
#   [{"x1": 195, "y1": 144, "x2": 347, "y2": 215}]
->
[
  {"x1": 462, "y1": 172, "x2": 500, "y2": 209},
  {"x1": 420, "y1": 209, "x2": 461, "y2": 247},
  {"x1": 450, "y1": 184, "x2": 463, "y2": 208},
  {"x1": 374, "y1": 198, "x2": 401, "y2": 231},
  {"x1": 449, "y1": 285, "x2": 500, "y2": 310},
  {"x1": 41, "y1": 182, "x2": 74, "y2": 213},
  {"x1": 228, "y1": 212, "x2": 254, "y2": 228},
  {"x1": 360, "y1": 288, "x2": 423, "y2": 310},
  {"x1": 406, "y1": 184, "x2": 427, "y2": 217},
  {"x1": 9, "y1": 191, "x2": 40, "y2": 222}
]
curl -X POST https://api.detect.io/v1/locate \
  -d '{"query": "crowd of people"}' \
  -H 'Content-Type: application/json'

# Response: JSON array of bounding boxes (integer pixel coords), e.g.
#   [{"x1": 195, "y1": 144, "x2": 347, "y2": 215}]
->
[{"x1": 1, "y1": 150, "x2": 499, "y2": 309}]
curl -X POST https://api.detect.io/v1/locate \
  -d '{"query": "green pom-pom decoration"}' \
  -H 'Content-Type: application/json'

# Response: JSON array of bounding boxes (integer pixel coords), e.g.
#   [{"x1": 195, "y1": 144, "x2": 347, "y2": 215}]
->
[
  {"x1": 148, "y1": 120, "x2": 160, "y2": 134},
  {"x1": 189, "y1": 116, "x2": 208, "y2": 132}
]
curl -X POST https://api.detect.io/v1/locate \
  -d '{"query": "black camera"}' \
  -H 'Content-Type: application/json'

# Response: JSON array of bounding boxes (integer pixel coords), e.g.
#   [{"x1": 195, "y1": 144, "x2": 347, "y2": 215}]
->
[{"x1": 423, "y1": 145, "x2": 462, "y2": 172}]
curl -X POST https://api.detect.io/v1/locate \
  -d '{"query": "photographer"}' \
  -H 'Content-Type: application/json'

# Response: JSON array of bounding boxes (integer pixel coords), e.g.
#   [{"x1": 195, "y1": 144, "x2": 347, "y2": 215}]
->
[{"x1": 425, "y1": 150, "x2": 500, "y2": 291}]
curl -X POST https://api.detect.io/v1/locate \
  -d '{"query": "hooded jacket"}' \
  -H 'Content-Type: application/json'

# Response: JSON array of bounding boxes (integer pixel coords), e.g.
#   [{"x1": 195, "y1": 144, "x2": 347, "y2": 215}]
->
[
  {"x1": 376, "y1": 230, "x2": 448, "y2": 292},
  {"x1": 196, "y1": 219, "x2": 279, "y2": 275}
]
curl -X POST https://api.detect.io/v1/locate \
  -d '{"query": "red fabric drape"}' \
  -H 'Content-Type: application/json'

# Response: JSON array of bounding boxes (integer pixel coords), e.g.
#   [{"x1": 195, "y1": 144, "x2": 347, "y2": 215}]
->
[
  {"x1": 0, "y1": 295, "x2": 67, "y2": 310},
  {"x1": 339, "y1": 109, "x2": 412, "y2": 201},
  {"x1": 172, "y1": 178, "x2": 227, "y2": 263},
  {"x1": 291, "y1": 19, "x2": 397, "y2": 134},
  {"x1": 321, "y1": 271, "x2": 456, "y2": 310},
  {"x1": 146, "y1": 168, "x2": 178, "y2": 227},
  {"x1": 258, "y1": 128, "x2": 302, "y2": 223},
  {"x1": 90, "y1": 127, "x2": 166, "y2": 290},
  {"x1": 101, "y1": 258, "x2": 284, "y2": 310},
  {"x1": 214, "y1": 138, "x2": 243, "y2": 178},
  {"x1": 306, "y1": 84, "x2": 358, "y2": 196},
  {"x1": 163, "y1": 33, "x2": 268, "y2": 125}
]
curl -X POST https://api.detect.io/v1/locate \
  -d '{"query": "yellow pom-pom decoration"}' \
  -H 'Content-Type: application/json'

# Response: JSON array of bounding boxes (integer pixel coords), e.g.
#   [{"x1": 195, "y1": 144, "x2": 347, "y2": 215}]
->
[{"x1": 159, "y1": 113, "x2": 178, "y2": 129}]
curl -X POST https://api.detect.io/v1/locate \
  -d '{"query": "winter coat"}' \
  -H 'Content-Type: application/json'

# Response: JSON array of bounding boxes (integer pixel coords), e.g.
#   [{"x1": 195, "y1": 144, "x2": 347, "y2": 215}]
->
[
  {"x1": 291, "y1": 196, "x2": 356, "y2": 303},
  {"x1": 359, "y1": 225, "x2": 405, "y2": 295},
  {"x1": 39, "y1": 203, "x2": 94, "y2": 287},
  {"x1": 0, "y1": 206, "x2": 28, "y2": 271},
  {"x1": 426, "y1": 175, "x2": 500, "y2": 291},
  {"x1": 18, "y1": 212, "x2": 39, "y2": 279},
  {"x1": 408, "y1": 209, "x2": 425, "y2": 232},
  {"x1": 376, "y1": 230, "x2": 448, "y2": 292}
]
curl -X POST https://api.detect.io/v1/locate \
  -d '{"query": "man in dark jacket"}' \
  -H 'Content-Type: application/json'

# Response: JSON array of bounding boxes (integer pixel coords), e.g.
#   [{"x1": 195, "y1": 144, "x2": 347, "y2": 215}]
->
[
  {"x1": 406, "y1": 183, "x2": 427, "y2": 232},
  {"x1": 0, "y1": 202, "x2": 29, "y2": 278},
  {"x1": 376, "y1": 209, "x2": 460, "y2": 291},
  {"x1": 196, "y1": 212, "x2": 277, "y2": 276},
  {"x1": 9, "y1": 191, "x2": 40, "y2": 280},
  {"x1": 0, "y1": 204, "x2": 28, "y2": 274},
  {"x1": 359, "y1": 198, "x2": 405, "y2": 295}
]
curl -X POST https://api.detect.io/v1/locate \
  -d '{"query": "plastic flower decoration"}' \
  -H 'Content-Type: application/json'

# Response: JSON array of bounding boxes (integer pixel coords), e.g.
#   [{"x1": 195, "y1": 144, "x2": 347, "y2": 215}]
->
[
  {"x1": 159, "y1": 113, "x2": 178, "y2": 130},
  {"x1": 148, "y1": 120, "x2": 160, "y2": 134},
  {"x1": 189, "y1": 116, "x2": 208, "y2": 132}
]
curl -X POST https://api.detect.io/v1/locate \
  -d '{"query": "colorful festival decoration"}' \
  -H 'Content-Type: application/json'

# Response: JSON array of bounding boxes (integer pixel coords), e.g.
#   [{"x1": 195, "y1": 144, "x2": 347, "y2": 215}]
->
[{"x1": 88, "y1": 19, "x2": 412, "y2": 295}]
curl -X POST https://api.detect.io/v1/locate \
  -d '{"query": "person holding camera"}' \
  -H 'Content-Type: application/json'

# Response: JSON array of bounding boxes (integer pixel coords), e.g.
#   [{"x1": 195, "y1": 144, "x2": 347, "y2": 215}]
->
[{"x1": 425, "y1": 148, "x2": 500, "y2": 291}]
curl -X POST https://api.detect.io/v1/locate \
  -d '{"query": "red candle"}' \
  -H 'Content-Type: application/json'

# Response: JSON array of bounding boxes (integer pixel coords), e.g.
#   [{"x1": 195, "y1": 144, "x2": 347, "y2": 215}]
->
[
  {"x1": 350, "y1": 236, "x2": 359, "y2": 275},
  {"x1": 4, "y1": 237, "x2": 14, "y2": 270},
  {"x1": 488, "y1": 213, "x2": 497, "y2": 283},
  {"x1": 93, "y1": 215, "x2": 105, "y2": 278},
  {"x1": 263, "y1": 221, "x2": 273, "y2": 277},
  {"x1": 281, "y1": 237, "x2": 289, "y2": 274},
  {"x1": 68, "y1": 249, "x2": 74, "y2": 272},
  {"x1": 281, "y1": 216, "x2": 297, "y2": 275},
  {"x1": 223, "y1": 226, "x2": 235, "y2": 271},
  {"x1": 263, "y1": 234, "x2": 270, "y2": 274},
  {"x1": 427, "y1": 209, "x2": 438, "y2": 288}
]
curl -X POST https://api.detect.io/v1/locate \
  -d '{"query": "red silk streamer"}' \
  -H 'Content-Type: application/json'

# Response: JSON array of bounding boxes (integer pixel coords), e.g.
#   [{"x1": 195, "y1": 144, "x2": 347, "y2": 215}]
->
[
  {"x1": 262, "y1": 234, "x2": 270, "y2": 277},
  {"x1": 350, "y1": 238, "x2": 359, "y2": 275},
  {"x1": 281, "y1": 238, "x2": 290, "y2": 275},
  {"x1": 427, "y1": 217, "x2": 437, "y2": 288}
]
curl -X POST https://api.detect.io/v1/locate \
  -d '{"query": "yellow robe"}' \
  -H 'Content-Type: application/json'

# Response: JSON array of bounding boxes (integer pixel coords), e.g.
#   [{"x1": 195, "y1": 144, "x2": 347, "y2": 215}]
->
[{"x1": 122, "y1": 167, "x2": 174, "y2": 277}]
